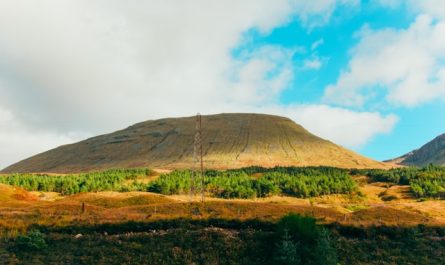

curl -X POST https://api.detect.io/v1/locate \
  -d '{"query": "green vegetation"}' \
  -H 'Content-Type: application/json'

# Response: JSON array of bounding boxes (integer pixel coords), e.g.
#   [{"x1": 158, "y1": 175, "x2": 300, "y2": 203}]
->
[
  {"x1": 410, "y1": 175, "x2": 445, "y2": 199},
  {"x1": 274, "y1": 213, "x2": 337, "y2": 265},
  {"x1": 148, "y1": 167, "x2": 357, "y2": 199},
  {"x1": 353, "y1": 165, "x2": 445, "y2": 199},
  {"x1": 2, "y1": 215, "x2": 338, "y2": 265},
  {"x1": 0, "y1": 166, "x2": 357, "y2": 199},
  {"x1": 14, "y1": 230, "x2": 47, "y2": 251},
  {"x1": 2, "y1": 165, "x2": 445, "y2": 199},
  {"x1": 1, "y1": 165, "x2": 445, "y2": 264},
  {"x1": 0, "y1": 168, "x2": 151, "y2": 195},
  {"x1": 227, "y1": 165, "x2": 349, "y2": 176},
  {"x1": 1, "y1": 217, "x2": 444, "y2": 265}
]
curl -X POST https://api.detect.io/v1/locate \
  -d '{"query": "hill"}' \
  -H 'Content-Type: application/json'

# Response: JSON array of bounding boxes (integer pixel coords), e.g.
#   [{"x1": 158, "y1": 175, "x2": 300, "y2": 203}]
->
[
  {"x1": 1, "y1": 113, "x2": 388, "y2": 173},
  {"x1": 387, "y1": 133, "x2": 445, "y2": 166}
]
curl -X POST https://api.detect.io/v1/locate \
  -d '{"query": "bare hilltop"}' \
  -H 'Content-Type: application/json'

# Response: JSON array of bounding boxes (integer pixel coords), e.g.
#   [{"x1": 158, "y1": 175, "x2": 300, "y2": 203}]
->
[{"x1": 2, "y1": 113, "x2": 389, "y2": 173}]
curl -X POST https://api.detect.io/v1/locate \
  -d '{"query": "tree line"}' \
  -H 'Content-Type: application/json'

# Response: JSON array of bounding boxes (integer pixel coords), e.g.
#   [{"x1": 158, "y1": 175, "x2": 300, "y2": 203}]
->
[
  {"x1": 0, "y1": 167, "x2": 356, "y2": 199},
  {"x1": 0, "y1": 168, "x2": 151, "y2": 195},
  {"x1": 352, "y1": 165, "x2": 445, "y2": 199},
  {"x1": 148, "y1": 167, "x2": 357, "y2": 199},
  {"x1": 2, "y1": 165, "x2": 444, "y2": 199}
]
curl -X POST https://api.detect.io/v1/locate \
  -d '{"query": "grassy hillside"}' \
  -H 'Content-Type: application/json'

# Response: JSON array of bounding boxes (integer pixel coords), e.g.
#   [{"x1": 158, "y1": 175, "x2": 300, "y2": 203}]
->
[
  {"x1": 388, "y1": 133, "x2": 445, "y2": 166},
  {"x1": 1, "y1": 113, "x2": 388, "y2": 173}
]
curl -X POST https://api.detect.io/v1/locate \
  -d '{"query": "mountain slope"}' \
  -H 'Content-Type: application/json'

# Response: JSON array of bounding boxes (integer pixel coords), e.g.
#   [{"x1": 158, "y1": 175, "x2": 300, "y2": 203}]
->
[
  {"x1": 388, "y1": 133, "x2": 445, "y2": 167},
  {"x1": 1, "y1": 113, "x2": 388, "y2": 173}
]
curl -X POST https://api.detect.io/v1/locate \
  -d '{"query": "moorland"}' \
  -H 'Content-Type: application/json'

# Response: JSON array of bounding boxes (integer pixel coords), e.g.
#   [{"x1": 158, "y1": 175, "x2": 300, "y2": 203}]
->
[{"x1": 0, "y1": 166, "x2": 444, "y2": 264}]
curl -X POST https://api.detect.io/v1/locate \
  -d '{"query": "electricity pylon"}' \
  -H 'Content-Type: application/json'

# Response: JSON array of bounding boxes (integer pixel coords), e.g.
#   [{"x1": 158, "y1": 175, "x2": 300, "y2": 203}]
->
[{"x1": 190, "y1": 113, "x2": 204, "y2": 202}]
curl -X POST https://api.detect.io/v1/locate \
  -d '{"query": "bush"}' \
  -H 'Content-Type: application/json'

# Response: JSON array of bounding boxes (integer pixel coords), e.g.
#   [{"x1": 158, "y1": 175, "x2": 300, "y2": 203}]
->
[
  {"x1": 274, "y1": 213, "x2": 337, "y2": 265},
  {"x1": 15, "y1": 230, "x2": 47, "y2": 251},
  {"x1": 274, "y1": 229, "x2": 301, "y2": 265}
]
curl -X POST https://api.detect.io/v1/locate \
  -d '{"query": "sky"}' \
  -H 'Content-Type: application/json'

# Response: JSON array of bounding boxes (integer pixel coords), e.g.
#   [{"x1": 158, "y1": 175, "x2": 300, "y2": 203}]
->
[{"x1": 0, "y1": 0, "x2": 445, "y2": 169}]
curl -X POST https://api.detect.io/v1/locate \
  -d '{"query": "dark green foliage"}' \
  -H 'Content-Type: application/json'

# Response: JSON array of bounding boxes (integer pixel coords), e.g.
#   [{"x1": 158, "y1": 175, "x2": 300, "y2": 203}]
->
[
  {"x1": 275, "y1": 214, "x2": 337, "y2": 265},
  {"x1": 276, "y1": 214, "x2": 319, "y2": 243},
  {"x1": 0, "y1": 166, "x2": 356, "y2": 198},
  {"x1": 149, "y1": 167, "x2": 357, "y2": 199},
  {"x1": 314, "y1": 228, "x2": 337, "y2": 265},
  {"x1": 274, "y1": 229, "x2": 301, "y2": 265},
  {"x1": 354, "y1": 165, "x2": 445, "y2": 199},
  {"x1": 34, "y1": 218, "x2": 275, "y2": 235},
  {"x1": 334, "y1": 224, "x2": 445, "y2": 265},
  {"x1": 5, "y1": 165, "x2": 444, "y2": 200},
  {"x1": 261, "y1": 171, "x2": 356, "y2": 198},
  {"x1": 4, "y1": 219, "x2": 277, "y2": 265},
  {"x1": 228, "y1": 166, "x2": 349, "y2": 176},
  {"x1": 352, "y1": 167, "x2": 422, "y2": 185},
  {"x1": 0, "y1": 168, "x2": 151, "y2": 195},
  {"x1": 14, "y1": 230, "x2": 47, "y2": 251},
  {"x1": 1, "y1": 219, "x2": 444, "y2": 265}
]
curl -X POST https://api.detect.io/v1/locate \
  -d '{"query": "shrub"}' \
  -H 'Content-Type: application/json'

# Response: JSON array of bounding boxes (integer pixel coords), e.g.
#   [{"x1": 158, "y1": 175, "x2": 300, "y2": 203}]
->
[
  {"x1": 274, "y1": 213, "x2": 337, "y2": 265},
  {"x1": 15, "y1": 230, "x2": 47, "y2": 251},
  {"x1": 274, "y1": 229, "x2": 301, "y2": 265}
]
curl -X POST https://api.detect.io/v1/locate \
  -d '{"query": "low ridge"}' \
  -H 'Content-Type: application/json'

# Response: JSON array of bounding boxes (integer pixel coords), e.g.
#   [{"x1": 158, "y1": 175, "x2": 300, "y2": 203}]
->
[
  {"x1": 387, "y1": 133, "x2": 445, "y2": 167},
  {"x1": 1, "y1": 113, "x2": 388, "y2": 173}
]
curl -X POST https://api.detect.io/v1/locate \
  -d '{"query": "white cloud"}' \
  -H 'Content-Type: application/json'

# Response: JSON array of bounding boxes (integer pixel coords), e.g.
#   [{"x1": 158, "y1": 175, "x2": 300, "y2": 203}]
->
[
  {"x1": 0, "y1": 106, "x2": 84, "y2": 167},
  {"x1": 311, "y1": 38, "x2": 324, "y2": 50},
  {"x1": 0, "y1": 108, "x2": 13, "y2": 124},
  {"x1": 304, "y1": 39, "x2": 325, "y2": 70},
  {"x1": 408, "y1": 0, "x2": 445, "y2": 19},
  {"x1": 0, "y1": 0, "x2": 379, "y2": 168},
  {"x1": 303, "y1": 58, "x2": 323, "y2": 70},
  {"x1": 229, "y1": 46, "x2": 295, "y2": 105},
  {"x1": 0, "y1": 0, "x2": 358, "y2": 132},
  {"x1": 290, "y1": 0, "x2": 360, "y2": 28},
  {"x1": 323, "y1": 15, "x2": 445, "y2": 107},
  {"x1": 376, "y1": 1, "x2": 445, "y2": 19},
  {"x1": 249, "y1": 105, "x2": 399, "y2": 148}
]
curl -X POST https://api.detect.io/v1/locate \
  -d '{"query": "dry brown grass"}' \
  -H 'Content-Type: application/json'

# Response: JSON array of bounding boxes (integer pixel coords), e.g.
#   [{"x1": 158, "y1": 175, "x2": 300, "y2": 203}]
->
[{"x1": 1, "y1": 180, "x2": 445, "y2": 235}]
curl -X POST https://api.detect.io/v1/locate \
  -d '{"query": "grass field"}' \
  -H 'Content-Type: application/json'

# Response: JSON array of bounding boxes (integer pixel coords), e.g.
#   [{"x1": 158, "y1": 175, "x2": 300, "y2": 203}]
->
[
  {"x1": 1, "y1": 176, "x2": 444, "y2": 235},
  {"x1": 1, "y1": 167, "x2": 445, "y2": 264}
]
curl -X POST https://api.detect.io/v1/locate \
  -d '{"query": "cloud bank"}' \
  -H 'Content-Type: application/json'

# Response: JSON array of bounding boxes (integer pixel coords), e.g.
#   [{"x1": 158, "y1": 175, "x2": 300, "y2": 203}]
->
[
  {"x1": 324, "y1": 14, "x2": 445, "y2": 107},
  {"x1": 0, "y1": 0, "x2": 396, "y2": 168}
]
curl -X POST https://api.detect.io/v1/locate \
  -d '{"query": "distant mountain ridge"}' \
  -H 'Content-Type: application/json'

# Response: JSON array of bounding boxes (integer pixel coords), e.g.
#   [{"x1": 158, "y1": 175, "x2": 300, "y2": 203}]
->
[
  {"x1": 1, "y1": 113, "x2": 389, "y2": 173},
  {"x1": 387, "y1": 133, "x2": 445, "y2": 167}
]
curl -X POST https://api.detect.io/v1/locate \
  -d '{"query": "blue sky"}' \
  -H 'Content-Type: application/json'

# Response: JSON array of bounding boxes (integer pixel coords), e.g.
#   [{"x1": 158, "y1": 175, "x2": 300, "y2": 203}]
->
[
  {"x1": 0, "y1": 0, "x2": 445, "y2": 167},
  {"x1": 231, "y1": 0, "x2": 445, "y2": 160}
]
